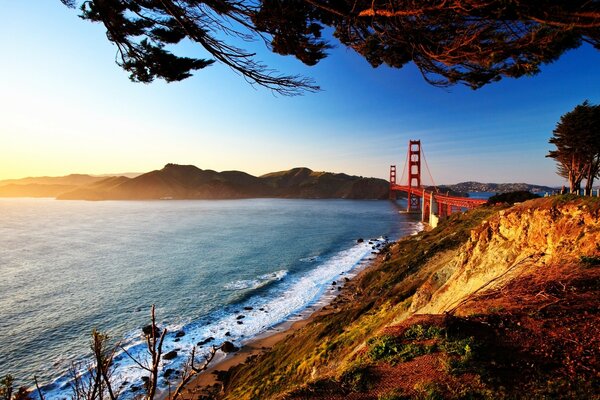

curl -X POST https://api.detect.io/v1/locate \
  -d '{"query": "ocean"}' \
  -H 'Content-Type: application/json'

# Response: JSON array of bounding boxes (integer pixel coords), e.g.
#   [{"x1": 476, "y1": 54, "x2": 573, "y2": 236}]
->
[{"x1": 0, "y1": 198, "x2": 421, "y2": 397}]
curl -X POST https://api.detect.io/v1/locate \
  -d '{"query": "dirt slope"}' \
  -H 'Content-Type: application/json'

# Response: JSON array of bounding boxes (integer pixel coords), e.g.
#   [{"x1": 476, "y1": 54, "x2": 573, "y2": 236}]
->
[{"x1": 216, "y1": 196, "x2": 599, "y2": 400}]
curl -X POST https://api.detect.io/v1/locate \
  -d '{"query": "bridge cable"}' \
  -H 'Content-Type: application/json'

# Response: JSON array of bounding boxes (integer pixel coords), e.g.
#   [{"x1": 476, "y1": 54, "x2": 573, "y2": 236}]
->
[
  {"x1": 421, "y1": 144, "x2": 438, "y2": 192},
  {"x1": 398, "y1": 144, "x2": 409, "y2": 186}
]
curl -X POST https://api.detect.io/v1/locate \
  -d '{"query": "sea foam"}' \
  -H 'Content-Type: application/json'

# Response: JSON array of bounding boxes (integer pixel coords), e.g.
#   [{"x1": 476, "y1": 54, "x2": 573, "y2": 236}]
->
[{"x1": 42, "y1": 237, "x2": 388, "y2": 399}]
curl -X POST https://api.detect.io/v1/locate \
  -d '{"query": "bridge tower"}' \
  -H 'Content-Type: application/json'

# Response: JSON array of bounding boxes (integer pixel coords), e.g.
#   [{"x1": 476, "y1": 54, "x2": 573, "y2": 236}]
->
[
  {"x1": 389, "y1": 165, "x2": 397, "y2": 200},
  {"x1": 407, "y1": 140, "x2": 421, "y2": 212}
]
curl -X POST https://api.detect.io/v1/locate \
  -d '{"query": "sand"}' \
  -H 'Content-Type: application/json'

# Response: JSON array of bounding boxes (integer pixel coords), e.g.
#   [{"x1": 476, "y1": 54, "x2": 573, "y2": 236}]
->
[{"x1": 173, "y1": 253, "x2": 383, "y2": 400}]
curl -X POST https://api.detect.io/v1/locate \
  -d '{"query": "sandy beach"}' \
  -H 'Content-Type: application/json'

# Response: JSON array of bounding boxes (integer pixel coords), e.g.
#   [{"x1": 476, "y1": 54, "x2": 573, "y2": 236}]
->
[{"x1": 174, "y1": 251, "x2": 385, "y2": 400}]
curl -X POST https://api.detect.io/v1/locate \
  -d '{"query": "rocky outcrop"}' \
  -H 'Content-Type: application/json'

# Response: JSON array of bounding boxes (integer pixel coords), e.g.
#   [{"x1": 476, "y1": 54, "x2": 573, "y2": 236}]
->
[
  {"x1": 220, "y1": 197, "x2": 599, "y2": 400},
  {"x1": 413, "y1": 198, "x2": 600, "y2": 314}
]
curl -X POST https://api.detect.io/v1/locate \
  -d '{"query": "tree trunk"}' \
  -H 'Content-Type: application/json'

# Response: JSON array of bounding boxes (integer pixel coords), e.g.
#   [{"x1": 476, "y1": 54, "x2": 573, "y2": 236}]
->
[
  {"x1": 585, "y1": 156, "x2": 600, "y2": 196},
  {"x1": 585, "y1": 179, "x2": 593, "y2": 196},
  {"x1": 569, "y1": 170, "x2": 581, "y2": 194}
]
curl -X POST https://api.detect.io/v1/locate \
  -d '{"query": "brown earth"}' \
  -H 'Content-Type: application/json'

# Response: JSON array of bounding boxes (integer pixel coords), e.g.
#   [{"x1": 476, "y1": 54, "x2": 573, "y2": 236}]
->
[{"x1": 183, "y1": 196, "x2": 599, "y2": 400}]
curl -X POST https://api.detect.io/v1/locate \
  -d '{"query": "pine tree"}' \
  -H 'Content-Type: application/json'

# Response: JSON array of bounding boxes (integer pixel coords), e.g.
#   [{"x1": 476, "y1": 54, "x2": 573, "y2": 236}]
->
[
  {"x1": 61, "y1": 0, "x2": 600, "y2": 94},
  {"x1": 547, "y1": 101, "x2": 600, "y2": 194}
]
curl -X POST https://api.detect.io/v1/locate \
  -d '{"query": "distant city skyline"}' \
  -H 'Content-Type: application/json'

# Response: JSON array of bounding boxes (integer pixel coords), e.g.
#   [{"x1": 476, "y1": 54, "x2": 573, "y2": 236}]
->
[{"x1": 1, "y1": 2, "x2": 599, "y2": 187}]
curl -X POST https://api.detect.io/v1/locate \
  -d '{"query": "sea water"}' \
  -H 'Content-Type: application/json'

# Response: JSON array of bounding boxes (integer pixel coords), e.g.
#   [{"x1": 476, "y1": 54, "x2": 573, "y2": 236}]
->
[{"x1": 0, "y1": 198, "x2": 420, "y2": 397}]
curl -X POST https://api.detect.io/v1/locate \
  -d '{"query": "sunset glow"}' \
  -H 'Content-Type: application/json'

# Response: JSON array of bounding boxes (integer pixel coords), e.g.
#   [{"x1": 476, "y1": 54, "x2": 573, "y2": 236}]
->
[{"x1": 1, "y1": 2, "x2": 599, "y2": 185}]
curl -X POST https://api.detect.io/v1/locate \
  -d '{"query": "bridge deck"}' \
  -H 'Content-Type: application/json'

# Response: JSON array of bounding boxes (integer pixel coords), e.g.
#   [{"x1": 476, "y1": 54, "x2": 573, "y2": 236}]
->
[{"x1": 390, "y1": 184, "x2": 487, "y2": 209}]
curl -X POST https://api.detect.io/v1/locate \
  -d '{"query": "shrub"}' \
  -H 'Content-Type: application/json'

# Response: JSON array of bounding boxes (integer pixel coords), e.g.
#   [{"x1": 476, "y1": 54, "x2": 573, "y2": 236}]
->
[
  {"x1": 378, "y1": 388, "x2": 411, "y2": 400},
  {"x1": 403, "y1": 324, "x2": 445, "y2": 340},
  {"x1": 368, "y1": 336, "x2": 435, "y2": 363},
  {"x1": 487, "y1": 191, "x2": 540, "y2": 205},
  {"x1": 339, "y1": 364, "x2": 373, "y2": 392},
  {"x1": 414, "y1": 382, "x2": 445, "y2": 400},
  {"x1": 580, "y1": 255, "x2": 600, "y2": 267},
  {"x1": 440, "y1": 337, "x2": 476, "y2": 374}
]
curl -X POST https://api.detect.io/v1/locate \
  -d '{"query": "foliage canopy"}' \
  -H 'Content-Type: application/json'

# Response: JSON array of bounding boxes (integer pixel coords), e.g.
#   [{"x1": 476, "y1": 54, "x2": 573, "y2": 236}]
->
[
  {"x1": 547, "y1": 100, "x2": 600, "y2": 194},
  {"x1": 62, "y1": 0, "x2": 600, "y2": 94}
]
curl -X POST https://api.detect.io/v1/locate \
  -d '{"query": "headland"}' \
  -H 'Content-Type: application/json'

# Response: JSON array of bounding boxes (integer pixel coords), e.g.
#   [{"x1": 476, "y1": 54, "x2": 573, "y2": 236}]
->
[{"x1": 178, "y1": 195, "x2": 600, "y2": 399}]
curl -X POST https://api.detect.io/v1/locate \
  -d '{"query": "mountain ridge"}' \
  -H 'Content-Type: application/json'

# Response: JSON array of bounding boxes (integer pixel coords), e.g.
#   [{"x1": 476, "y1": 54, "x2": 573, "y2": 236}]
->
[
  {"x1": 0, "y1": 164, "x2": 390, "y2": 200},
  {"x1": 0, "y1": 166, "x2": 561, "y2": 200}
]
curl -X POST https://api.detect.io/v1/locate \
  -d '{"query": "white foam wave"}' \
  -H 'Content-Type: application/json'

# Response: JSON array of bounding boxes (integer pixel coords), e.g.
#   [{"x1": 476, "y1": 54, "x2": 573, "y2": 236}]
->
[
  {"x1": 42, "y1": 238, "x2": 390, "y2": 400},
  {"x1": 299, "y1": 255, "x2": 321, "y2": 263},
  {"x1": 223, "y1": 269, "x2": 287, "y2": 290},
  {"x1": 412, "y1": 222, "x2": 425, "y2": 235}
]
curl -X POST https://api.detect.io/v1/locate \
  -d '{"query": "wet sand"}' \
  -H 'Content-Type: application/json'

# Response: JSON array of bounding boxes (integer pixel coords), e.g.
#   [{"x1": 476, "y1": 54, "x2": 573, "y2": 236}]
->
[{"x1": 175, "y1": 252, "x2": 384, "y2": 400}]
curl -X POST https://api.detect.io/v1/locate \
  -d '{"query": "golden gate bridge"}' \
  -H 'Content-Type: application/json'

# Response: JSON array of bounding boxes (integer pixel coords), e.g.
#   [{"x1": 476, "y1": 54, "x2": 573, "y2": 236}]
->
[{"x1": 390, "y1": 140, "x2": 486, "y2": 226}]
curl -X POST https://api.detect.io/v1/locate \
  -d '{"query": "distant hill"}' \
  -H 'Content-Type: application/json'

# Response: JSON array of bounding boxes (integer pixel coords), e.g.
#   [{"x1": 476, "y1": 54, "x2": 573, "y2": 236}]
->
[
  {"x1": 0, "y1": 183, "x2": 78, "y2": 198},
  {"x1": 0, "y1": 174, "x2": 104, "y2": 187},
  {"x1": 1, "y1": 164, "x2": 389, "y2": 200},
  {"x1": 443, "y1": 181, "x2": 557, "y2": 194},
  {"x1": 260, "y1": 167, "x2": 388, "y2": 199},
  {"x1": 0, "y1": 174, "x2": 109, "y2": 198},
  {"x1": 1, "y1": 169, "x2": 559, "y2": 201},
  {"x1": 57, "y1": 176, "x2": 132, "y2": 200}
]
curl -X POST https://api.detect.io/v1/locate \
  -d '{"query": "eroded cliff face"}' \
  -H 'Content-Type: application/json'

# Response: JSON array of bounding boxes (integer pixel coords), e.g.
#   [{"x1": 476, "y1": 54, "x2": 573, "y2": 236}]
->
[
  {"x1": 219, "y1": 197, "x2": 599, "y2": 400},
  {"x1": 414, "y1": 198, "x2": 600, "y2": 314}
]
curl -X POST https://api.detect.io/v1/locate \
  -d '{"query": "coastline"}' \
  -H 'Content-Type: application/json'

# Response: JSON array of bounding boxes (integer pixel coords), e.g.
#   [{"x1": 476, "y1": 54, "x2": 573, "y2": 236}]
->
[{"x1": 174, "y1": 239, "x2": 396, "y2": 400}]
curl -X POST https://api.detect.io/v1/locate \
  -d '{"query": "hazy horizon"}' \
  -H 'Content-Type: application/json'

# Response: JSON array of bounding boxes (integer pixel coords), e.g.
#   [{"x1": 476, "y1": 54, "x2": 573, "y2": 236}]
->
[
  {"x1": 0, "y1": 164, "x2": 565, "y2": 187},
  {"x1": 2, "y1": 4, "x2": 599, "y2": 188}
]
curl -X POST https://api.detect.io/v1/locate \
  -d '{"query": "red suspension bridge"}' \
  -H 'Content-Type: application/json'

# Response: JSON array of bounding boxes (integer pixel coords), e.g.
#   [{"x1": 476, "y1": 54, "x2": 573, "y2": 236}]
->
[{"x1": 390, "y1": 140, "x2": 486, "y2": 226}]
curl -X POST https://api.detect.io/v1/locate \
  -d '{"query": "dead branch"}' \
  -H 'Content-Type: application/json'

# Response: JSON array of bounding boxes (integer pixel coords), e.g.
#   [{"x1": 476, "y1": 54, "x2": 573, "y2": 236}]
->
[{"x1": 171, "y1": 345, "x2": 222, "y2": 400}]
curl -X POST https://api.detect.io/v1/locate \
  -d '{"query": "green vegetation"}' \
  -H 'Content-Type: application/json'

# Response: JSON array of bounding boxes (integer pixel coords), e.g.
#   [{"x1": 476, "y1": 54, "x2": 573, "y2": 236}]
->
[
  {"x1": 403, "y1": 324, "x2": 445, "y2": 340},
  {"x1": 413, "y1": 382, "x2": 445, "y2": 400},
  {"x1": 486, "y1": 191, "x2": 540, "y2": 205},
  {"x1": 339, "y1": 364, "x2": 374, "y2": 392},
  {"x1": 366, "y1": 323, "x2": 477, "y2": 376},
  {"x1": 547, "y1": 100, "x2": 600, "y2": 195},
  {"x1": 63, "y1": 1, "x2": 599, "y2": 93},
  {"x1": 580, "y1": 255, "x2": 600, "y2": 267},
  {"x1": 378, "y1": 389, "x2": 411, "y2": 400},
  {"x1": 367, "y1": 335, "x2": 436, "y2": 363},
  {"x1": 223, "y1": 205, "x2": 502, "y2": 399},
  {"x1": 222, "y1": 198, "x2": 599, "y2": 399},
  {"x1": 441, "y1": 337, "x2": 476, "y2": 375}
]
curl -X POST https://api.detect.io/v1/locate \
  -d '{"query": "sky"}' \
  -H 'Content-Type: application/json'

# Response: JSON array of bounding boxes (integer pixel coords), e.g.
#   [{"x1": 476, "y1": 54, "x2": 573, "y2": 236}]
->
[{"x1": 1, "y1": 2, "x2": 599, "y2": 186}]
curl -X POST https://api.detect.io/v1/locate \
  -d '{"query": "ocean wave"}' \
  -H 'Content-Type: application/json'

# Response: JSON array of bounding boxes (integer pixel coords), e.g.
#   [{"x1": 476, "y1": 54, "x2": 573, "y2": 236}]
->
[
  {"x1": 299, "y1": 255, "x2": 321, "y2": 263},
  {"x1": 223, "y1": 269, "x2": 287, "y2": 290},
  {"x1": 42, "y1": 238, "x2": 391, "y2": 400}
]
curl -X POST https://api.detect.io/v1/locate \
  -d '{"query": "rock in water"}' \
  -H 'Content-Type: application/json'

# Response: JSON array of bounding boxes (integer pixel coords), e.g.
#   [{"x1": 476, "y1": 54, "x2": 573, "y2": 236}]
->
[
  {"x1": 142, "y1": 325, "x2": 161, "y2": 337},
  {"x1": 197, "y1": 337, "x2": 214, "y2": 346},
  {"x1": 221, "y1": 341, "x2": 239, "y2": 353}
]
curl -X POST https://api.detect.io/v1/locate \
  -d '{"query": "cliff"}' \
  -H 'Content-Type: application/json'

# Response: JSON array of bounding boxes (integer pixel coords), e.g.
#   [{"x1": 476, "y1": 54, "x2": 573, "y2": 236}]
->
[{"x1": 215, "y1": 196, "x2": 599, "y2": 399}]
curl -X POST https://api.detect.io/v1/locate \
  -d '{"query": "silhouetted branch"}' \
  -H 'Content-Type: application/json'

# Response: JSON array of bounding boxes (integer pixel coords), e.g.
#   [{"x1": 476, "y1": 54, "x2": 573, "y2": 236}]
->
[
  {"x1": 33, "y1": 376, "x2": 45, "y2": 400},
  {"x1": 171, "y1": 344, "x2": 222, "y2": 400}
]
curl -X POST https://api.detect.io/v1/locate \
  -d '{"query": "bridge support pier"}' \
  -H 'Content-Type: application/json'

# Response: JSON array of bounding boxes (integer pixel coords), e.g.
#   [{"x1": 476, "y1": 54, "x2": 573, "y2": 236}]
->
[{"x1": 428, "y1": 192, "x2": 441, "y2": 228}]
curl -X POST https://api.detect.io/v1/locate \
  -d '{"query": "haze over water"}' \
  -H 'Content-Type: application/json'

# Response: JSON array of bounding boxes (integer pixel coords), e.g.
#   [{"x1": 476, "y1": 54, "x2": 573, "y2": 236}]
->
[{"x1": 0, "y1": 198, "x2": 420, "y2": 395}]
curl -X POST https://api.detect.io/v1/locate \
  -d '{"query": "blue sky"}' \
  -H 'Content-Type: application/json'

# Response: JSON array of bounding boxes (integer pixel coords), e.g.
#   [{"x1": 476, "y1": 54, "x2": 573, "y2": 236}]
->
[{"x1": 1, "y1": 2, "x2": 599, "y2": 186}]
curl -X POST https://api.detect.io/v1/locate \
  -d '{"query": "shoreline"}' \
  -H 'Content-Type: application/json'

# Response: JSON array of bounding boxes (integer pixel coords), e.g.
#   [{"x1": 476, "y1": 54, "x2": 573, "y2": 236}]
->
[{"x1": 174, "y1": 240, "x2": 395, "y2": 400}]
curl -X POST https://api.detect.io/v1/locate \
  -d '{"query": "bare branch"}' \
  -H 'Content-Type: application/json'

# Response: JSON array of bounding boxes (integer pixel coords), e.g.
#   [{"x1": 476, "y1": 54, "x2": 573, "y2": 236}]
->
[{"x1": 171, "y1": 344, "x2": 222, "y2": 400}]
